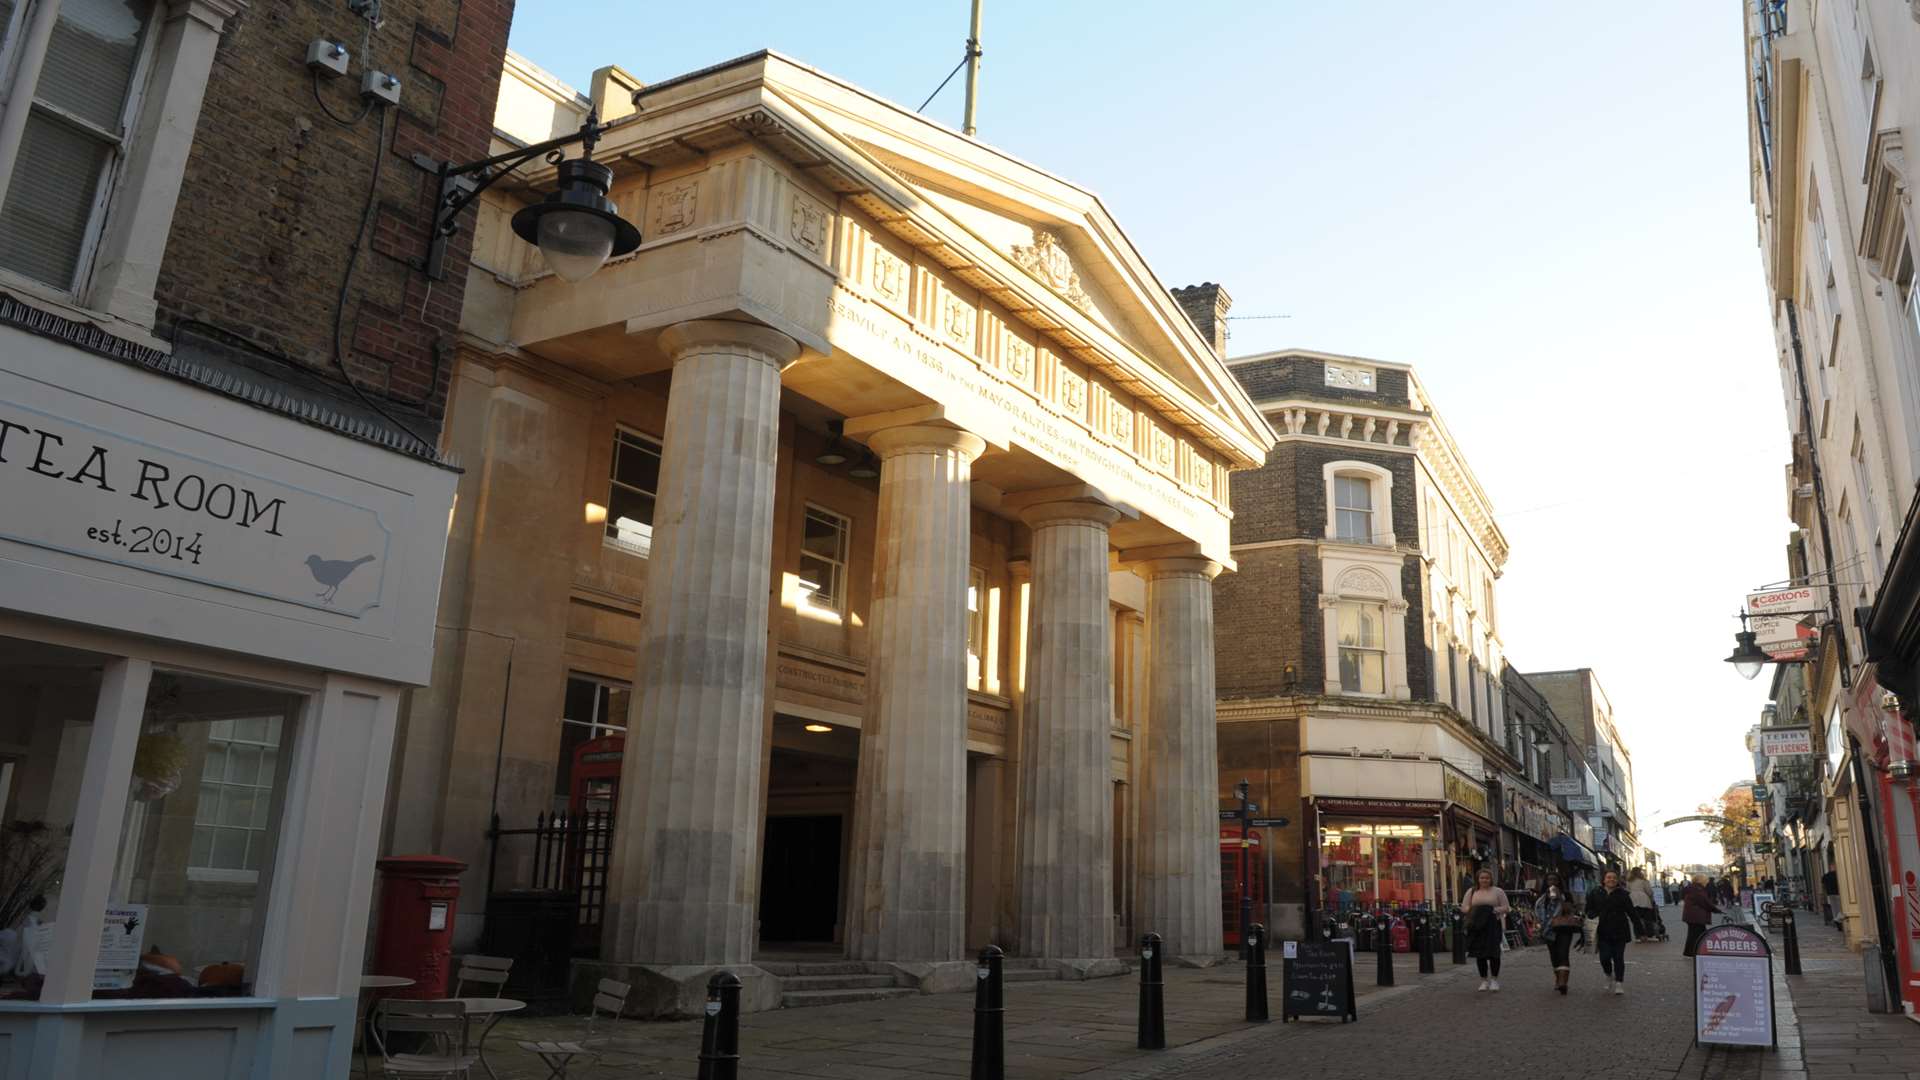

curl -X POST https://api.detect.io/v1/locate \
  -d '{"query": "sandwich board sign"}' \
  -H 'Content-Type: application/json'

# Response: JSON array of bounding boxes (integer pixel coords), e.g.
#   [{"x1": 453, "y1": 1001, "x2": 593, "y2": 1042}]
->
[
  {"x1": 1694, "y1": 925, "x2": 1775, "y2": 1047},
  {"x1": 1281, "y1": 940, "x2": 1357, "y2": 1023}
]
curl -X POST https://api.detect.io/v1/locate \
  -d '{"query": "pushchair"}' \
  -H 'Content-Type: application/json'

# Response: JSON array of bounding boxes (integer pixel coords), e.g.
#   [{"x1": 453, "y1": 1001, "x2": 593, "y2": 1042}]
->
[{"x1": 1637, "y1": 905, "x2": 1670, "y2": 942}]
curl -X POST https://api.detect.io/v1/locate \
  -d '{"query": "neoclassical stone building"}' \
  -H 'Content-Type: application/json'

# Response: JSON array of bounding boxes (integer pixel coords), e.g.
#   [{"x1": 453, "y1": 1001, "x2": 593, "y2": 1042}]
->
[{"x1": 384, "y1": 51, "x2": 1274, "y2": 1009}]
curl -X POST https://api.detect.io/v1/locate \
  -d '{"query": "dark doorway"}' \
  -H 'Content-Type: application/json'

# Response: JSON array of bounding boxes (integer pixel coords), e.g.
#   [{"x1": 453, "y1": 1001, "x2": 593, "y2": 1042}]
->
[{"x1": 760, "y1": 814, "x2": 843, "y2": 943}]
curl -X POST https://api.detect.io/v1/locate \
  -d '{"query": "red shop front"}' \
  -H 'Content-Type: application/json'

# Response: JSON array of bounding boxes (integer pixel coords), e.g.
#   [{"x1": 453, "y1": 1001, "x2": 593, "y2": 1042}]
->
[{"x1": 1309, "y1": 798, "x2": 1445, "y2": 919}]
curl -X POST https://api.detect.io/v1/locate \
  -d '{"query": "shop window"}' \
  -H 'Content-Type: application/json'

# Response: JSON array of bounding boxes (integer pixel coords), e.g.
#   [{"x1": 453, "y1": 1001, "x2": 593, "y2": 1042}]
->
[
  {"x1": 1336, "y1": 600, "x2": 1386, "y2": 695},
  {"x1": 1319, "y1": 820, "x2": 1431, "y2": 914},
  {"x1": 187, "y1": 716, "x2": 282, "y2": 882},
  {"x1": 605, "y1": 427, "x2": 662, "y2": 556},
  {"x1": 798, "y1": 505, "x2": 850, "y2": 614},
  {"x1": 0, "y1": 0, "x2": 158, "y2": 293},
  {"x1": 106, "y1": 670, "x2": 301, "y2": 999},
  {"x1": 967, "y1": 567, "x2": 989, "y2": 689},
  {"x1": 554, "y1": 674, "x2": 628, "y2": 815},
  {"x1": 0, "y1": 633, "x2": 107, "y2": 995}
]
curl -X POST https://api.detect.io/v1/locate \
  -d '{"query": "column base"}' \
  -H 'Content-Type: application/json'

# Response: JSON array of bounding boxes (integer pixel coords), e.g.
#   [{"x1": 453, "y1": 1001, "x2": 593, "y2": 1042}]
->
[
  {"x1": 572, "y1": 961, "x2": 782, "y2": 1019},
  {"x1": 1044, "y1": 957, "x2": 1133, "y2": 981},
  {"x1": 1170, "y1": 952, "x2": 1231, "y2": 969},
  {"x1": 878, "y1": 959, "x2": 979, "y2": 995}
]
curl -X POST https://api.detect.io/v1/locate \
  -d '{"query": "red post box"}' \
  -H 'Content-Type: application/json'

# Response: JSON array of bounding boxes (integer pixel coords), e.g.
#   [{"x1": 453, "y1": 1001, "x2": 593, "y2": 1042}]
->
[{"x1": 372, "y1": 854, "x2": 467, "y2": 999}]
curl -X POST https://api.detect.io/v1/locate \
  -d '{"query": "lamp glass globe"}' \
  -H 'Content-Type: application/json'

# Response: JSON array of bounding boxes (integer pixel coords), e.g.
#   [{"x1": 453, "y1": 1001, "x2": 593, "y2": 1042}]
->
[
  {"x1": 537, "y1": 209, "x2": 616, "y2": 283},
  {"x1": 1734, "y1": 657, "x2": 1765, "y2": 680}
]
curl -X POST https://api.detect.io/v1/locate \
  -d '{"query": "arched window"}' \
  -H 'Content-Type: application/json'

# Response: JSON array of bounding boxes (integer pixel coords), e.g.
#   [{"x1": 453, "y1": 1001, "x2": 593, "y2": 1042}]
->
[{"x1": 1322, "y1": 462, "x2": 1394, "y2": 546}]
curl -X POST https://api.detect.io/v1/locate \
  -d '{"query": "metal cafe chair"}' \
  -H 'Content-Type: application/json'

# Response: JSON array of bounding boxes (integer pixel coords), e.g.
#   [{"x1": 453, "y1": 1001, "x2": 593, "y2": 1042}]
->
[
  {"x1": 451, "y1": 955, "x2": 515, "y2": 998},
  {"x1": 516, "y1": 979, "x2": 633, "y2": 1080},
  {"x1": 373, "y1": 999, "x2": 477, "y2": 1079}
]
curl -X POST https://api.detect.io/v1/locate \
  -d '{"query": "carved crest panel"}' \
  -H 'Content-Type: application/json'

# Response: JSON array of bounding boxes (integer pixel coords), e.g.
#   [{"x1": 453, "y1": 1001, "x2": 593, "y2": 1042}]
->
[
  {"x1": 1056, "y1": 364, "x2": 1087, "y2": 417},
  {"x1": 1003, "y1": 334, "x2": 1034, "y2": 386},
  {"x1": 789, "y1": 193, "x2": 831, "y2": 259},
  {"x1": 654, "y1": 181, "x2": 699, "y2": 236},
  {"x1": 942, "y1": 293, "x2": 976, "y2": 349},
  {"x1": 871, "y1": 246, "x2": 908, "y2": 305},
  {"x1": 1108, "y1": 400, "x2": 1135, "y2": 445},
  {"x1": 1010, "y1": 228, "x2": 1092, "y2": 313},
  {"x1": 1149, "y1": 425, "x2": 1176, "y2": 474}
]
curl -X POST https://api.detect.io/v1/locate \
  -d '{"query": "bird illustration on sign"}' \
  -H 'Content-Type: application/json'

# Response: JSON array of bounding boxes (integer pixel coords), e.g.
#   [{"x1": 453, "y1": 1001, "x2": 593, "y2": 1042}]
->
[{"x1": 305, "y1": 553, "x2": 376, "y2": 603}]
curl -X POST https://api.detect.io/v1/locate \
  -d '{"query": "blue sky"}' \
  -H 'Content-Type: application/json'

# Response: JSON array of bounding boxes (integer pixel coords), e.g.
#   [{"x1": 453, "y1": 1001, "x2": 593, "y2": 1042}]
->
[{"x1": 511, "y1": 3, "x2": 1782, "y2": 864}]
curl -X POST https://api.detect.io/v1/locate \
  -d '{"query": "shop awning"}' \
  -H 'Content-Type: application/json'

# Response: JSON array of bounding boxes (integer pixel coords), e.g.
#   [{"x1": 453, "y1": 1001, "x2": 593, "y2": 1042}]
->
[{"x1": 1549, "y1": 833, "x2": 1600, "y2": 867}]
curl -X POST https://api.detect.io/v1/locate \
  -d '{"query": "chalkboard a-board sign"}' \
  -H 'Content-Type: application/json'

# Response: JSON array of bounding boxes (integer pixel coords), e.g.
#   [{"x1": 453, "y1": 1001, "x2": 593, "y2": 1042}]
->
[{"x1": 1281, "y1": 940, "x2": 1357, "y2": 1022}]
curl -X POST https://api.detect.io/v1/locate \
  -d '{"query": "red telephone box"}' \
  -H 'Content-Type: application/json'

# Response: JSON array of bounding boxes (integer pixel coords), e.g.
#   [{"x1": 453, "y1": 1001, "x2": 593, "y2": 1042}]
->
[
  {"x1": 1220, "y1": 826, "x2": 1265, "y2": 946},
  {"x1": 372, "y1": 855, "x2": 466, "y2": 998},
  {"x1": 567, "y1": 734, "x2": 623, "y2": 817}
]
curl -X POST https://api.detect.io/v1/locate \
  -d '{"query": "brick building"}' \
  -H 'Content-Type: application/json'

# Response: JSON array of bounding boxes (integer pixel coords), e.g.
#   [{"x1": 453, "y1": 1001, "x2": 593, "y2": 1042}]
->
[
  {"x1": 1213, "y1": 349, "x2": 1518, "y2": 939},
  {"x1": 0, "y1": 0, "x2": 511, "y2": 1072}
]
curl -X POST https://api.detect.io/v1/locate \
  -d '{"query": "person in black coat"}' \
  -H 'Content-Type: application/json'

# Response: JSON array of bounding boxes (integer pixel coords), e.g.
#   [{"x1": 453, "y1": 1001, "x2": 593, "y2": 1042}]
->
[{"x1": 1586, "y1": 869, "x2": 1636, "y2": 995}]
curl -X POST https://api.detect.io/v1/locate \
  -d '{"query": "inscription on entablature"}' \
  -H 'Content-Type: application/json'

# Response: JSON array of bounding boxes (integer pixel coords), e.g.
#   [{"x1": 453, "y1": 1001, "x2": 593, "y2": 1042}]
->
[{"x1": 776, "y1": 659, "x2": 864, "y2": 702}]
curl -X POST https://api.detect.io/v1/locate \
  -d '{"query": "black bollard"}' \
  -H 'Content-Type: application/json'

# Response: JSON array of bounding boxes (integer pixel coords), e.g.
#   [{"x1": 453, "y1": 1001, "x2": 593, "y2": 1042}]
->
[
  {"x1": 1375, "y1": 918, "x2": 1394, "y2": 986},
  {"x1": 695, "y1": 970, "x2": 741, "y2": 1080},
  {"x1": 1451, "y1": 911, "x2": 1466, "y2": 965},
  {"x1": 1137, "y1": 933, "x2": 1166, "y2": 1050},
  {"x1": 1245, "y1": 923, "x2": 1269, "y2": 1023},
  {"x1": 970, "y1": 945, "x2": 1005, "y2": 1080},
  {"x1": 1783, "y1": 908, "x2": 1803, "y2": 976},
  {"x1": 1417, "y1": 913, "x2": 1436, "y2": 974}
]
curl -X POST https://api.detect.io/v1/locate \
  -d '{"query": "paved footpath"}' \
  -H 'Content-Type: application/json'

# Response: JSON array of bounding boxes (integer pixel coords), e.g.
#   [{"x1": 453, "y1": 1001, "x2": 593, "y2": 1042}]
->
[{"x1": 467, "y1": 920, "x2": 1898, "y2": 1079}]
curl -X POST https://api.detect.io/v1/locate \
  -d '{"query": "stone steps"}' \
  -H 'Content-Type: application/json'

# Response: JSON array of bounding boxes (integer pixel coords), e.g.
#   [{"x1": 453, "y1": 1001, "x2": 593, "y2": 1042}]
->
[
  {"x1": 778, "y1": 972, "x2": 901, "y2": 991},
  {"x1": 780, "y1": 986, "x2": 920, "y2": 1009}
]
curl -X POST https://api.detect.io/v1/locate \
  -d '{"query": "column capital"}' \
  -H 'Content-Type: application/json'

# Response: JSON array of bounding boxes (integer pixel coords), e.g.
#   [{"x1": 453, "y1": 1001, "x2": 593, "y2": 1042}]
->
[
  {"x1": 1018, "y1": 499, "x2": 1122, "y2": 531},
  {"x1": 658, "y1": 318, "x2": 801, "y2": 369},
  {"x1": 1136, "y1": 556, "x2": 1222, "y2": 582},
  {"x1": 865, "y1": 424, "x2": 987, "y2": 463},
  {"x1": 1007, "y1": 558, "x2": 1032, "y2": 582}
]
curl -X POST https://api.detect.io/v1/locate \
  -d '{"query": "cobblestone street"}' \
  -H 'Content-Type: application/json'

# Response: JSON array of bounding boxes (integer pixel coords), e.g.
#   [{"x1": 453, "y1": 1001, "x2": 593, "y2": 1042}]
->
[{"x1": 465, "y1": 927, "x2": 1830, "y2": 1080}]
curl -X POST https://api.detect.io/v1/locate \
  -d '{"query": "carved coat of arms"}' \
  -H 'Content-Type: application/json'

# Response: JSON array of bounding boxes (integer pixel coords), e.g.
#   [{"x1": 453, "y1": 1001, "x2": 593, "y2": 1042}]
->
[{"x1": 1011, "y1": 229, "x2": 1092, "y2": 312}]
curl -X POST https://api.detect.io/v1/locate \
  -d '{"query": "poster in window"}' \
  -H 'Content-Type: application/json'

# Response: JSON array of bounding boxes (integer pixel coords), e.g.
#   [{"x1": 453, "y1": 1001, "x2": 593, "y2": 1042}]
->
[{"x1": 95, "y1": 905, "x2": 148, "y2": 990}]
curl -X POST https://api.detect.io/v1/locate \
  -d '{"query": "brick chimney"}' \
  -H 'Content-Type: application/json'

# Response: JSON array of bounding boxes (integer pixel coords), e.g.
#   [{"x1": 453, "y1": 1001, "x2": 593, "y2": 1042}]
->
[{"x1": 1172, "y1": 282, "x2": 1232, "y2": 359}]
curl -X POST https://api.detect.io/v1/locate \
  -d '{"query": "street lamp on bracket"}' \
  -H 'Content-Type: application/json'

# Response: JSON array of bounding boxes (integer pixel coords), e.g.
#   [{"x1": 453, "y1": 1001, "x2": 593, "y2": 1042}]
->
[
  {"x1": 1721, "y1": 608, "x2": 1825, "y2": 681},
  {"x1": 418, "y1": 110, "x2": 642, "y2": 283}
]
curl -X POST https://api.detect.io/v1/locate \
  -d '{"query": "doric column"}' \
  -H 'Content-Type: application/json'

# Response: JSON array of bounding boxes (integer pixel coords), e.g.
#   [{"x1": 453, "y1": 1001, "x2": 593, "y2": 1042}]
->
[
  {"x1": 845, "y1": 424, "x2": 986, "y2": 961},
  {"x1": 608, "y1": 319, "x2": 799, "y2": 966},
  {"x1": 1134, "y1": 557, "x2": 1225, "y2": 962},
  {"x1": 1016, "y1": 497, "x2": 1120, "y2": 960}
]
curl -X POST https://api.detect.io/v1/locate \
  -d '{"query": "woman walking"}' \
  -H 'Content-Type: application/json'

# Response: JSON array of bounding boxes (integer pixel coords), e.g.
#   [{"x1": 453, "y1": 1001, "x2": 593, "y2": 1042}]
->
[
  {"x1": 1681, "y1": 875, "x2": 1720, "y2": 957},
  {"x1": 1534, "y1": 873, "x2": 1584, "y2": 994},
  {"x1": 1627, "y1": 867, "x2": 1658, "y2": 942},
  {"x1": 1460, "y1": 867, "x2": 1510, "y2": 992},
  {"x1": 1586, "y1": 869, "x2": 1635, "y2": 995}
]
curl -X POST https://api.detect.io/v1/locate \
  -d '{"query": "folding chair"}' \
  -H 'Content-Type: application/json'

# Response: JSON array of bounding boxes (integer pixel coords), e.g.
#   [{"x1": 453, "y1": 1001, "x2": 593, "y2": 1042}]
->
[
  {"x1": 452, "y1": 955, "x2": 514, "y2": 998},
  {"x1": 516, "y1": 979, "x2": 631, "y2": 1080},
  {"x1": 373, "y1": 999, "x2": 477, "y2": 1079}
]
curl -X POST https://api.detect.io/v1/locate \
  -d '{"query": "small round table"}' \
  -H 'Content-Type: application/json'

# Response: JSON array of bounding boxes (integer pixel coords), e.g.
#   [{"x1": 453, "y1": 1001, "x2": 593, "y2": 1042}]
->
[
  {"x1": 451, "y1": 996, "x2": 525, "y2": 1080},
  {"x1": 356, "y1": 975, "x2": 415, "y2": 1075}
]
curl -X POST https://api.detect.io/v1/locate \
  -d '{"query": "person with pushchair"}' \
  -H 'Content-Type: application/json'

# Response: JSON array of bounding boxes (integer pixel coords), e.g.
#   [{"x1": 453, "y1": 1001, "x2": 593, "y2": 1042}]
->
[
  {"x1": 1626, "y1": 867, "x2": 1660, "y2": 942},
  {"x1": 1681, "y1": 874, "x2": 1720, "y2": 957}
]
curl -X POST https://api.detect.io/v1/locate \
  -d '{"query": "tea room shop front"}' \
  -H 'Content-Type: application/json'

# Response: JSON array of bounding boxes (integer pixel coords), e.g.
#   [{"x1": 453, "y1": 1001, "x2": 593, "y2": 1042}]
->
[{"x1": 0, "y1": 319, "x2": 454, "y2": 1079}]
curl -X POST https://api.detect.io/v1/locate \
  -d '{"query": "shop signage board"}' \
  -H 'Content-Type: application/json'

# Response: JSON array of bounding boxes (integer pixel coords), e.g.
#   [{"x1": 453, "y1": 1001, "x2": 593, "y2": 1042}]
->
[
  {"x1": 1281, "y1": 940, "x2": 1357, "y2": 1023},
  {"x1": 1549, "y1": 778, "x2": 1583, "y2": 796},
  {"x1": 95, "y1": 904, "x2": 148, "y2": 991},
  {"x1": 1694, "y1": 925, "x2": 1775, "y2": 1047},
  {"x1": 1564, "y1": 794, "x2": 1597, "y2": 811},
  {"x1": 1752, "y1": 784, "x2": 1771, "y2": 801},
  {"x1": 0, "y1": 400, "x2": 392, "y2": 617},
  {"x1": 1760, "y1": 728, "x2": 1815, "y2": 757},
  {"x1": 1443, "y1": 771, "x2": 1489, "y2": 818},
  {"x1": 1747, "y1": 587, "x2": 1820, "y2": 662}
]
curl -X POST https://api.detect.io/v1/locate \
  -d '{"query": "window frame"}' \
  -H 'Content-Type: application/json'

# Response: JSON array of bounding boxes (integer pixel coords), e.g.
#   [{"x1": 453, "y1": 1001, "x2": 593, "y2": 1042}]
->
[
  {"x1": 0, "y1": 0, "x2": 245, "y2": 336},
  {"x1": 604, "y1": 425, "x2": 663, "y2": 557},
  {"x1": 797, "y1": 504, "x2": 851, "y2": 615},
  {"x1": 1322, "y1": 461, "x2": 1394, "y2": 546},
  {"x1": 966, "y1": 565, "x2": 988, "y2": 690},
  {"x1": 1335, "y1": 598, "x2": 1387, "y2": 696},
  {"x1": 185, "y1": 712, "x2": 287, "y2": 885},
  {"x1": 0, "y1": 0, "x2": 161, "y2": 299}
]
